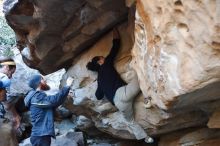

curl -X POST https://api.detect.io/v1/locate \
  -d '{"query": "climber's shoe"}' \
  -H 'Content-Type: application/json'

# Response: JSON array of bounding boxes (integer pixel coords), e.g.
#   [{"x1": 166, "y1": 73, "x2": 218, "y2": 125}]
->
[
  {"x1": 144, "y1": 136, "x2": 154, "y2": 143},
  {"x1": 144, "y1": 97, "x2": 152, "y2": 109}
]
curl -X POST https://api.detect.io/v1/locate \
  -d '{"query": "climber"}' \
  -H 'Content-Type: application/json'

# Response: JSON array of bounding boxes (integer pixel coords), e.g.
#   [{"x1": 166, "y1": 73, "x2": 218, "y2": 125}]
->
[
  {"x1": 24, "y1": 74, "x2": 74, "y2": 146},
  {"x1": 0, "y1": 57, "x2": 19, "y2": 146},
  {"x1": 86, "y1": 28, "x2": 153, "y2": 143}
]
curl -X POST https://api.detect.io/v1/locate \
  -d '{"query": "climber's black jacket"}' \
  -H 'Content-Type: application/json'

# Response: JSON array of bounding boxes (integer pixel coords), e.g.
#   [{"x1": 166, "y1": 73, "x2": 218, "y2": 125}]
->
[{"x1": 95, "y1": 39, "x2": 127, "y2": 105}]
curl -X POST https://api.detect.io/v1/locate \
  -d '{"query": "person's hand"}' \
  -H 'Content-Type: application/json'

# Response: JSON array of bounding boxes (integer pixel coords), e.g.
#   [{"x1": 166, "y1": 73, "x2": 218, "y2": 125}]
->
[
  {"x1": 66, "y1": 77, "x2": 74, "y2": 86},
  {"x1": 67, "y1": 90, "x2": 74, "y2": 99},
  {"x1": 113, "y1": 28, "x2": 120, "y2": 39}
]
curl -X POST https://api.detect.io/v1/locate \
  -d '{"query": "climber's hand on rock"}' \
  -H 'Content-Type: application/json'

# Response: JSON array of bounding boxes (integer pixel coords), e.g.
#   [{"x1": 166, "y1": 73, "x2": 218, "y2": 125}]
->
[
  {"x1": 66, "y1": 77, "x2": 74, "y2": 86},
  {"x1": 113, "y1": 28, "x2": 120, "y2": 39},
  {"x1": 68, "y1": 90, "x2": 74, "y2": 99}
]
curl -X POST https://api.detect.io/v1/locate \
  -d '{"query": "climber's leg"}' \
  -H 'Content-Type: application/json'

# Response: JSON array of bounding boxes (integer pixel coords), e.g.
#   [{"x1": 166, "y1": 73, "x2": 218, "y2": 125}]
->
[
  {"x1": 114, "y1": 72, "x2": 154, "y2": 143},
  {"x1": 114, "y1": 86, "x2": 133, "y2": 121},
  {"x1": 114, "y1": 72, "x2": 140, "y2": 121},
  {"x1": 127, "y1": 120, "x2": 153, "y2": 143},
  {"x1": 31, "y1": 135, "x2": 51, "y2": 146},
  {"x1": 123, "y1": 73, "x2": 140, "y2": 103},
  {"x1": 123, "y1": 71, "x2": 152, "y2": 108}
]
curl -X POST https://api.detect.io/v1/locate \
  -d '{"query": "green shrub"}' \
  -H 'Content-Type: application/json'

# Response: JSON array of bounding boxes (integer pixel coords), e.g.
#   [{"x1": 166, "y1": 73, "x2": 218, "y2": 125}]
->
[
  {"x1": 0, "y1": 16, "x2": 15, "y2": 57},
  {"x1": 0, "y1": 47, "x2": 14, "y2": 57}
]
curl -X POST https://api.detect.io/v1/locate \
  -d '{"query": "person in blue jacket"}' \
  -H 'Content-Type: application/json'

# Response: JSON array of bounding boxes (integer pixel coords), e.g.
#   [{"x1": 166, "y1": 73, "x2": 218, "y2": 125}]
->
[{"x1": 24, "y1": 74, "x2": 73, "y2": 146}]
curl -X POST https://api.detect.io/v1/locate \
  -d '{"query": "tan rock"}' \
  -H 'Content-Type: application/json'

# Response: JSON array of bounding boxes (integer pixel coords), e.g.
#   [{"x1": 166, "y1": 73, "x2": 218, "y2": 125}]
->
[
  {"x1": 159, "y1": 128, "x2": 220, "y2": 146},
  {"x1": 62, "y1": 23, "x2": 212, "y2": 139},
  {"x1": 207, "y1": 109, "x2": 220, "y2": 128},
  {"x1": 4, "y1": 0, "x2": 220, "y2": 143},
  {"x1": 132, "y1": 0, "x2": 220, "y2": 110},
  {"x1": 3, "y1": 0, "x2": 128, "y2": 74}
]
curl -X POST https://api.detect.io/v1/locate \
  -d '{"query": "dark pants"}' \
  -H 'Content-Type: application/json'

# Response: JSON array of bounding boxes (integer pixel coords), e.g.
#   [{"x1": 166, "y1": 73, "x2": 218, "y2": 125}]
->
[{"x1": 30, "y1": 135, "x2": 51, "y2": 146}]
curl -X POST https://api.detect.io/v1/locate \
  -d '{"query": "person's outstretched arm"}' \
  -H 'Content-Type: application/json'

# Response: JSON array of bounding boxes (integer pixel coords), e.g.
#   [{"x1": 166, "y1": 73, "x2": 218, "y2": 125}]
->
[
  {"x1": 45, "y1": 86, "x2": 70, "y2": 107},
  {"x1": 31, "y1": 77, "x2": 74, "y2": 108},
  {"x1": 31, "y1": 86, "x2": 70, "y2": 108},
  {"x1": 105, "y1": 28, "x2": 121, "y2": 64}
]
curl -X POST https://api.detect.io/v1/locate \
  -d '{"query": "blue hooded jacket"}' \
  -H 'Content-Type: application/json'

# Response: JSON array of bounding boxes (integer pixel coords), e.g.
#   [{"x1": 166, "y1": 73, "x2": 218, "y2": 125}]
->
[
  {"x1": 0, "y1": 73, "x2": 11, "y2": 89},
  {"x1": 24, "y1": 86, "x2": 70, "y2": 138}
]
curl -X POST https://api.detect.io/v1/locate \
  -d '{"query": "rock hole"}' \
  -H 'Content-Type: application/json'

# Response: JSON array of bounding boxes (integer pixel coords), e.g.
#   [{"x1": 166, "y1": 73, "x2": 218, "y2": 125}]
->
[
  {"x1": 156, "y1": 7, "x2": 162, "y2": 15},
  {"x1": 174, "y1": 0, "x2": 183, "y2": 6},
  {"x1": 174, "y1": 9, "x2": 184, "y2": 15},
  {"x1": 154, "y1": 35, "x2": 161, "y2": 43},
  {"x1": 165, "y1": 22, "x2": 175, "y2": 32},
  {"x1": 212, "y1": 41, "x2": 220, "y2": 50},
  {"x1": 177, "y1": 23, "x2": 189, "y2": 31}
]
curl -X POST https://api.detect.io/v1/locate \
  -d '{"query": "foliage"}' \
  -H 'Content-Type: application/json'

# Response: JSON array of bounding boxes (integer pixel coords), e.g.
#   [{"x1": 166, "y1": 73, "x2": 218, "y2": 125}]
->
[
  {"x1": 0, "y1": 15, "x2": 15, "y2": 57},
  {"x1": 0, "y1": 47, "x2": 14, "y2": 57}
]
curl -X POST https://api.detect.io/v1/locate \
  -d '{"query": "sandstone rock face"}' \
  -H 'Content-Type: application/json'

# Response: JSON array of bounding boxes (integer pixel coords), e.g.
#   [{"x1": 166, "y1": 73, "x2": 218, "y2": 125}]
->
[
  {"x1": 10, "y1": 49, "x2": 66, "y2": 95},
  {"x1": 61, "y1": 23, "x2": 215, "y2": 139},
  {"x1": 133, "y1": 0, "x2": 220, "y2": 110},
  {"x1": 159, "y1": 128, "x2": 220, "y2": 146},
  {"x1": 63, "y1": 24, "x2": 139, "y2": 139},
  {"x1": 4, "y1": 0, "x2": 128, "y2": 74},
  {"x1": 4, "y1": 0, "x2": 220, "y2": 144},
  {"x1": 207, "y1": 109, "x2": 220, "y2": 128}
]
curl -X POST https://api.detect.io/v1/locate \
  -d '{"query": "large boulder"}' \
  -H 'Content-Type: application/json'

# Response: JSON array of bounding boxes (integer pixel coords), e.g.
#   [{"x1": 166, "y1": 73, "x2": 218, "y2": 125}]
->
[
  {"x1": 61, "y1": 22, "x2": 218, "y2": 139},
  {"x1": 9, "y1": 48, "x2": 66, "y2": 95},
  {"x1": 4, "y1": 0, "x2": 220, "y2": 143},
  {"x1": 3, "y1": 0, "x2": 128, "y2": 74},
  {"x1": 132, "y1": 0, "x2": 220, "y2": 110}
]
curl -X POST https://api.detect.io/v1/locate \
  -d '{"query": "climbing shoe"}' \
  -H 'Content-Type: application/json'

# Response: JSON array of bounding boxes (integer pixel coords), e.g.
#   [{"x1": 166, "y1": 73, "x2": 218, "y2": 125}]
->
[
  {"x1": 144, "y1": 97, "x2": 152, "y2": 109},
  {"x1": 144, "y1": 136, "x2": 154, "y2": 143}
]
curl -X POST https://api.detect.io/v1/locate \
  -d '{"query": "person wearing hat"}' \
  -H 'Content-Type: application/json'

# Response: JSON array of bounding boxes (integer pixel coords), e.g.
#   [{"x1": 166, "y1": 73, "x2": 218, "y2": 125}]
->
[
  {"x1": 0, "y1": 58, "x2": 16, "y2": 79},
  {"x1": 0, "y1": 57, "x2": 18, "y2": 146},
  {"x1": 0, "y1": 71, "x2": 13, "y2": 119},
  {"x1": 0, "y1": 58, "x2": 16, "y2": 102},
  {"x1": 24, "y1": 74, "x2": 73, "y2": 146},
  {"x1": 0, "y1": 58, "x2": 21, "y2": 128}
]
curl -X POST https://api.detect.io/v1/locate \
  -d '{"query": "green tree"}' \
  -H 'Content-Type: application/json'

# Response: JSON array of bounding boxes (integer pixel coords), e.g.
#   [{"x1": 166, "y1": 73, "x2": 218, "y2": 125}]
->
[{"x1": 0, "y1": 16, "x2": 15, "y2": 57}]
